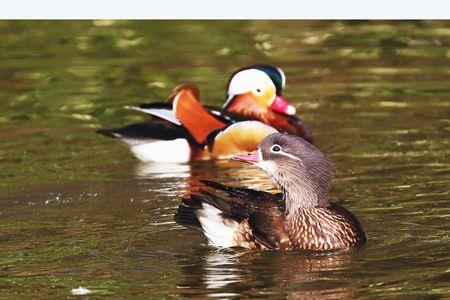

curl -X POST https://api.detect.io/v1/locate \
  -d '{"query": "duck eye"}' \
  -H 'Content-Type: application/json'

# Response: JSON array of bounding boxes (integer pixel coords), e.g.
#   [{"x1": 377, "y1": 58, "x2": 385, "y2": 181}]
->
[
  {"x1": 271, "y1": 145, "x2": 282, "y2": 152},
  {"x1": 255, "y1": 88, "x2": 263, "y2": 95}
]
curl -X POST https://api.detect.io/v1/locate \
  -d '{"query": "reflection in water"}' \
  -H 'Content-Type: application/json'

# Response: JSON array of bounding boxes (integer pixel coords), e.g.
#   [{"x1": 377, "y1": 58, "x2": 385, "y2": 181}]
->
[
  {"x1": 136, "y1": 159, "x2": 278, "y2": 196},
  {"x1": 135, "y1": 162, "x2": 192, "y2": 179},
  {"x1": 177, "y1": 249, "x2": 358, "y2": 299},
  {"x1": 204, "y1": 252, "x2": 241, "y2": 290},
  {"x1": 166, "y1": 159, "x2": 359, "y2": 298}
]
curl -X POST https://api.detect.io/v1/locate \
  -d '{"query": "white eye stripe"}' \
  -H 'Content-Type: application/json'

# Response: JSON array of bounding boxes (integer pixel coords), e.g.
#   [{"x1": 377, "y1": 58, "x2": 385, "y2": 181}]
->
[
  {"x1": 279, "y1": 151, "x2": 303, "y2": 162},
  {"x1": 269, "y1": 144, "x2": 303, "y2": 162},
  {"x1": 225, "y1": 69, "x2": 275, "y2": 103}
]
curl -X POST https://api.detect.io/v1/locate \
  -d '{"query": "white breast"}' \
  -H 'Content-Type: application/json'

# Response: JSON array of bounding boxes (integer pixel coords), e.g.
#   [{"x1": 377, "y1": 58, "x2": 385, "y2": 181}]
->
[{"x1": 124, "y1": 138, "x2": 191, "y2": 163}]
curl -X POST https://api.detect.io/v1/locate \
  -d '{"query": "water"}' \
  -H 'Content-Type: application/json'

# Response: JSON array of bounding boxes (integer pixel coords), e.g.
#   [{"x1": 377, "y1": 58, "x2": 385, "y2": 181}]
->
[{"x1": 1, "y1": 20, "x2": 449, "y2": 298}]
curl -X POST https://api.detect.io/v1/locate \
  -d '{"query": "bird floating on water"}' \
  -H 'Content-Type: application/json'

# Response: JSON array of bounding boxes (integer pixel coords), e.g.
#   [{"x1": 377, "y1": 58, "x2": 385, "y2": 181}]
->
[
  {"x1": 97, "y1": 65, "x2": 312, "y2": 163},
  {"x1": 175, "y1": 133, "x2": 366, "y2": 251}
]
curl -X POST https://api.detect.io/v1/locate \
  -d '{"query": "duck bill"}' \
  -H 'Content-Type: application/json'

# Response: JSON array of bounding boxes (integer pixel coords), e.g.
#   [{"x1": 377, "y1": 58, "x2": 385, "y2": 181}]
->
[
  {"x1": 230, "y1": 150, "x2": 260, "y2": 164},
  {"x1": 270, "y1": 96, "x2": 296, "y2": 115}
]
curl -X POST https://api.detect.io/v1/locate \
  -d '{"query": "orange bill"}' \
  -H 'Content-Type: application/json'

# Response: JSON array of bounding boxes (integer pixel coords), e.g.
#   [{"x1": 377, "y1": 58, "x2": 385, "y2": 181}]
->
[{"x1": 230, "y1": 150, "x2": 259, "y2": 163}]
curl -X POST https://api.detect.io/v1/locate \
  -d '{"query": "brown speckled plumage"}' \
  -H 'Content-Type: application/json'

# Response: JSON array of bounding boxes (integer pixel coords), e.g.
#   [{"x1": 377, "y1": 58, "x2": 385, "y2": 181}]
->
[
  {"x1": 175, "y1": 133, "x2": 366, "y2": 251},
  {"x1": 284, "y1": 205, "x2": 365, "y2": 250}
]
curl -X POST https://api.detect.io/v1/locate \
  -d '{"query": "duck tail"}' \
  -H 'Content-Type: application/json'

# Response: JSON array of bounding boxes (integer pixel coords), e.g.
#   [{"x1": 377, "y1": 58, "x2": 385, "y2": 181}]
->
[
  {"x1": 96, "y1": 128, "x2": 119, "y2": 138},
  {"x1": 174, "y1": 197, "x2": 202, "y2": 229},
  {"x1": 175, "y1": 188, "x2": 248, "y2": 248},
  {"x1": 96, "y1": 122, "x2": 195, "y2": 163}
]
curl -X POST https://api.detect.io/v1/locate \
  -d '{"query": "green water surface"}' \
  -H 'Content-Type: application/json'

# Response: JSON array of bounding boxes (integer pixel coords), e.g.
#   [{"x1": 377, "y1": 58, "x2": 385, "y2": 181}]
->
[{"x1": 0, "y1": 20, "x2": 449, "y2": 298}]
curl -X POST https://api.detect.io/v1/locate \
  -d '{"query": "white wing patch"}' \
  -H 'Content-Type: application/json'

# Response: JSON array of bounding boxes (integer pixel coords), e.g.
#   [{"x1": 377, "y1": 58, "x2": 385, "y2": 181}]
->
[{"x1": 129, "y1": 106, "x2": 182, "y2": 125}]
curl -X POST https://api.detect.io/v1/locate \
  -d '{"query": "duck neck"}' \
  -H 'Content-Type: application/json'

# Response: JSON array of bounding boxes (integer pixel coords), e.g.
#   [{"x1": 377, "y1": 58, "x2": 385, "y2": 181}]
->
[
  {"x1": 273, "y1": 172, "x2": 330, "y2": 215},
  {"x1": 226, "y1": 98, "x2": 269, "y2": 123}
]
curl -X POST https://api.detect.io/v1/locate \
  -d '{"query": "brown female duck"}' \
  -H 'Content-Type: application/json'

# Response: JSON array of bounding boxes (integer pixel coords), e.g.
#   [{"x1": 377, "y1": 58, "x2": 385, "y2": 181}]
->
[{"x1": 175, "y1": 133, "x2": 366, "y2": 251}]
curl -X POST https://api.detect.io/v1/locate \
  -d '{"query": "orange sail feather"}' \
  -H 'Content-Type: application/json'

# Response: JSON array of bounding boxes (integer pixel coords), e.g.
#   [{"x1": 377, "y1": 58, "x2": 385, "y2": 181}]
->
[{"x1": 172, "y1": 85, "x2": 226, "y2": 144}]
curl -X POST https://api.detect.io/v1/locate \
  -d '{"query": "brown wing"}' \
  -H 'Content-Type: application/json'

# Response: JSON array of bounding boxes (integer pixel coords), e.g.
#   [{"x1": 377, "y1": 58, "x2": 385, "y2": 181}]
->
[
  {"x1": 246, "y1": 199, "x2": 292, "y2": 250},
  {"x1": 175, "y1": 181, "x2": 291, "y2": 250},
  {"x1": 200, "y1": 180, "x2": 282, "y2": 202},
  {"x1": 195, "y1": 181, "x2": 290, "y2": 250}
]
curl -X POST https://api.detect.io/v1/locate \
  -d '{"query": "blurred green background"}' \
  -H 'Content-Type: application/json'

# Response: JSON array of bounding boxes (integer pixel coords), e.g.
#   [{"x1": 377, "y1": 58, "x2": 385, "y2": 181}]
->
[{"x1": 0, "y1": 21, "x2": 449, "y2": 298}]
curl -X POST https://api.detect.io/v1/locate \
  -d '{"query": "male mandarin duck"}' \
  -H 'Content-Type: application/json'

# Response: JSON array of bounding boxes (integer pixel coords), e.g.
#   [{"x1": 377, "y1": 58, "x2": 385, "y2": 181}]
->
[
  {"x1": 98, "y1": 65, "x2": 313, "y2": 163},
  {"x1": 223, "y1": 65, "x2": 312, "y2": 139},
  {"x1": 175, "y1": 133, "x2": 366, "y2": 251}
]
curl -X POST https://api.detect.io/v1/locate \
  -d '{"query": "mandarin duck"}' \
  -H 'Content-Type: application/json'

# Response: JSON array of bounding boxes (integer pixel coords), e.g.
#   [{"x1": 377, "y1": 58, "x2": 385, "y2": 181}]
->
[
  {"x1": 98, "y1": 65, "x2": 312, "y2": 163},
  {"x1": 175, "y1": 133, "x2": 366, "y2": 251}
]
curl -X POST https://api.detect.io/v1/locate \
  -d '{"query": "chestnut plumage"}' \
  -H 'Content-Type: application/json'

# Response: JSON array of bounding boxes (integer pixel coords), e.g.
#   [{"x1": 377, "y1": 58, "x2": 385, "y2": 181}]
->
[
  {"x1": 175, "y1": 133, "x2": 366, "y2": 251},
  {"x1": 97, "y1": 65, "x2": 313, "y2": 163}
]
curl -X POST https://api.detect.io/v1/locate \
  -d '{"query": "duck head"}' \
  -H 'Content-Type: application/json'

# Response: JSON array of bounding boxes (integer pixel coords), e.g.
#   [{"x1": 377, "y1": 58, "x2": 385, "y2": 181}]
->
[
  {"x1": 223, "y1": 65, "x2": 296, "y2": 117},
  {"x1": 232, "y1": 133, "x2": 335, "y2": 211}
]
